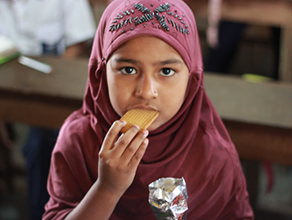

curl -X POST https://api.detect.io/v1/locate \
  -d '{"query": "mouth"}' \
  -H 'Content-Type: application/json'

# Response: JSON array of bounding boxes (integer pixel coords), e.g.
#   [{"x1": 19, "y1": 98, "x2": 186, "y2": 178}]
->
[{"x1": 130, "y1": 104, "x2": 158, "y2": 112}]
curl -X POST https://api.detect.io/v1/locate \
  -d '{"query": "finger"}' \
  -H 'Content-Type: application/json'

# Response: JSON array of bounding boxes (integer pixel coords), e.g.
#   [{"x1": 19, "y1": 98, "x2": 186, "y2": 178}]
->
[
  {"x1": 111, "y1": 125, "x2": 140, "y2": 157},
  {"x1": 101, "y1": 120, "x2": 126, "y2": 152},
  {"x1": 120, "y1": 129, "x2": 148, "y2": 162},
  {"x1": 128, "y1": 137, "x2": 149, "y2": 168}
]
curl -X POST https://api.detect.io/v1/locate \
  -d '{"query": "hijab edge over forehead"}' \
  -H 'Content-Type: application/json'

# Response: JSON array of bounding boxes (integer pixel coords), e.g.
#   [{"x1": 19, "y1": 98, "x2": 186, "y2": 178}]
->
[
  {"x1": 104, "y1": 28, "x2": 198, "y2": 74},
  {"x1": 89, "y1": 0, "x2": 203, "y2": 79}
]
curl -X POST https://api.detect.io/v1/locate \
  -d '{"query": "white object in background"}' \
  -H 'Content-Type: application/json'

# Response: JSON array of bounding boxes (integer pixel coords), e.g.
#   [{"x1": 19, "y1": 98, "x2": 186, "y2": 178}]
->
[{"x1": 18, "y1": 56, "x2": 52, "y2": 74}]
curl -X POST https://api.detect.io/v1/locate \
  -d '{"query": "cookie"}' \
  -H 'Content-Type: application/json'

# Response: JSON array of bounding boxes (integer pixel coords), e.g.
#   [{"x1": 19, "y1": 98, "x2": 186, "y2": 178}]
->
[{"x1": 120, "y1": 109, "x2": 159, "y2": 133}]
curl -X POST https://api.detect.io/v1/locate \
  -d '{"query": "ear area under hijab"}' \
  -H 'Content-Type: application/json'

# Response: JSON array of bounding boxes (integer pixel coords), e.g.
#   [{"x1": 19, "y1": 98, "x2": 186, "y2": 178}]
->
[
  {"x1": 87, "y1": 58, "x2": 106, "y2": 98},
  {"x1": 94, "y1": 58, "x2": 107, "y2": 79}
]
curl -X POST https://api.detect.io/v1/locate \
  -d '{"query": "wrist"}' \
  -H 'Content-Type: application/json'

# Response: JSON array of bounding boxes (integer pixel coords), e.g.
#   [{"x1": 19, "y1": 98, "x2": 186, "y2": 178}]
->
[{"x1": 94, "y1": 179, "x2": 124, "y2": 202}]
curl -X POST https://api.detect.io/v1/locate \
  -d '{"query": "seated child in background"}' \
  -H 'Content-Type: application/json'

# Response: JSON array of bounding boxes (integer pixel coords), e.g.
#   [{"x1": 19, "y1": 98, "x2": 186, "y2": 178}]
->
[
  {"x1": 0, "y1": 0, "x2": 96, "y2": 219},
  {"x1": 43, "y1": 0, "x2": 254, "y2": 219}
]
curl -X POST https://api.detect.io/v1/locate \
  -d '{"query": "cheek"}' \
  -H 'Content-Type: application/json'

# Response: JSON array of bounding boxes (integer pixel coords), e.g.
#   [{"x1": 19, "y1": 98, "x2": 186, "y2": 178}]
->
[
  {"x1": 159, "y1": 82, "x2": 187, "y2": 118},
  {"x1": 169, "y1": 77, "x2": 188, "y2": 103},
  {"x1": 107, "y1": 75, "x2": 122, "y2": 115},
  {"x1": 108, "y1": 88, "x2": 124, "y2": 116},
  {"x1": 107, "y1": 78, "x2": 132, "y2": 116}
]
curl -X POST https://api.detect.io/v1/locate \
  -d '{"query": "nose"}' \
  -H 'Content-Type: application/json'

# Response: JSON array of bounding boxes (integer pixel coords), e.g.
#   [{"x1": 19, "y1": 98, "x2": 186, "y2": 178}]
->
[{"x1": 135, "y1": 74, "x2": 158, "y2": 99}]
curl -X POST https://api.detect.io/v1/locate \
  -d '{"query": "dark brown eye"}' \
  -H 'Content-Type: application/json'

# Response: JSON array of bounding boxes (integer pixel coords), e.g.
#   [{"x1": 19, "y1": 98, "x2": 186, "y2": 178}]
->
[
  {"x1": 160, "y1": 68, "x2": 175, "y2": 76},
  {"x1": 121, "y1": 67, "x2": 136, "y2": 75}
]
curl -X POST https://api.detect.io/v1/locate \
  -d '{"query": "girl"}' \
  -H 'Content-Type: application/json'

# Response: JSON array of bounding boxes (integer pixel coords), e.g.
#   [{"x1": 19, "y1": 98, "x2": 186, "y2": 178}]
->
[{"x1": 43, "y1": 0, "x2": 254, "y2": 219}]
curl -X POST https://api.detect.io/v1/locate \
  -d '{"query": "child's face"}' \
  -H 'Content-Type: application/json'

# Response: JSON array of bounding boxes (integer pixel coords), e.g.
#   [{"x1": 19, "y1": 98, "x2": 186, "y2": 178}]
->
[{"x1": 106, "y1": 36, "x2": 189, "y2": 131}]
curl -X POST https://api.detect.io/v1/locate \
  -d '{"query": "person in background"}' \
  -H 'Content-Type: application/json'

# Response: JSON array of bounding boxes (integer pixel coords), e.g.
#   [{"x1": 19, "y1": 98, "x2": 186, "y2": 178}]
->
[
  {"x1": 204, "y1": 0, "x2": 280, "y2": 79},
  {"x1": 203, "y1": 0, "x2": 280, "y2": 215},
  {"x1": 43, "y1": 0, "x2": 253, "y2": 219},
  {"x1": 0, "y1": 0, "x2": 96, "y2": 219}
]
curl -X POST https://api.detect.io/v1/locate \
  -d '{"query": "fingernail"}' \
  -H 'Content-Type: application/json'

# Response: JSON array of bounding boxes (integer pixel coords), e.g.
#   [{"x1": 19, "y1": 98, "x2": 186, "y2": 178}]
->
[
  {"x1": 120, "y1": 120, "x2": 126, "y2": 125},
  {"x1": 143, "y1": 138, "x2": 149, "y2": 145},
  {"x1": 143, "y1": 130, "x2": 149, "y2": 137},
  {"x1": 133, "y1": 124, "x2": 140, "y2": 130}
]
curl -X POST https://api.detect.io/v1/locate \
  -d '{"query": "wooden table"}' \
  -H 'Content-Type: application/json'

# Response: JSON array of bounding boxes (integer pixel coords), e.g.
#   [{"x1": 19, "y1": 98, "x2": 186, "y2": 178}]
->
[
  {"x1": 205, "y1": 73, "x2": 292, "y2": 166},
  {"x1": 0, "y1": 57, "x2": 87, "y2": 129},
  {"x1": 186, "y1": 0, "x2": 292, "y2": 82},
  {"x1": 1, "y1": 56, "x2": 291, "y2": 166}
]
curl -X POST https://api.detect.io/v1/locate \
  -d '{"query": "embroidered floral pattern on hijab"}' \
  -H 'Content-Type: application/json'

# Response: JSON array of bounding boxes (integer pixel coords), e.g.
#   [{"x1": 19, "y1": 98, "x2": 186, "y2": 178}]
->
[{"x1": 109, "y1": 2, "x2": 189, "y2": 34}]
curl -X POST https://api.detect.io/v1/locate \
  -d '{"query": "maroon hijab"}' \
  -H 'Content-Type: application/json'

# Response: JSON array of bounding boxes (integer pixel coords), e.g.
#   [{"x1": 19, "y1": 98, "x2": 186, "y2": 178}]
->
[{"x1": 44, "y1": 0, "x2": 253, "y2": 219}]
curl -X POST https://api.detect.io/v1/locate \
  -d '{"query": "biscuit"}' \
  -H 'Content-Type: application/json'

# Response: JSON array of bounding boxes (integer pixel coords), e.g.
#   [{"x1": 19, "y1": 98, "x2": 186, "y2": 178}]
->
[{"x1": 120, "y1": 109, "x2": 159, "y2": 133}]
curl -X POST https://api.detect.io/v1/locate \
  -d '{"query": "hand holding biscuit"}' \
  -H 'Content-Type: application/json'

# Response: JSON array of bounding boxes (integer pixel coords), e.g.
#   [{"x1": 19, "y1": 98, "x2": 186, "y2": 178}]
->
[{"x1": 97, "y1": 119, "x2": 149, "y2": 197}]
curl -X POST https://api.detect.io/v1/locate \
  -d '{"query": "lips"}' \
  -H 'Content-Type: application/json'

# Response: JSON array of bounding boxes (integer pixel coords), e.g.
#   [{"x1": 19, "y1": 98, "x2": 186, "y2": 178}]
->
[{"x1": 130, "y1": 104, "x2": 158, "y2": 112}]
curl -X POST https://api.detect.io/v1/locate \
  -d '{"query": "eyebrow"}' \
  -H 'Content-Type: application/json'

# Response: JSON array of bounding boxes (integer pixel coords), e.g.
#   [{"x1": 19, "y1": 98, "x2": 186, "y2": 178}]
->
[
  {"x1": 113, "y1": 57, "x2": 184, "y2": 66},
  {"x1": 113, "y1": 58, "x2": 138, "y2": 64},
  {"x1": 157, "y1": 59, "x2": 183, "y2": 66}
]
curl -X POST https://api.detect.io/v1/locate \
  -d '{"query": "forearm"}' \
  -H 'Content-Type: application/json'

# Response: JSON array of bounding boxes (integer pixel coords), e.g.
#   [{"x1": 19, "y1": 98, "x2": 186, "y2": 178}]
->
[
  {"x1": 65, "y1": 121, "x2": 148, "y2": 219},
  {"x1": 65, "y1": 180, "x2": 121, "y2": 220}
]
